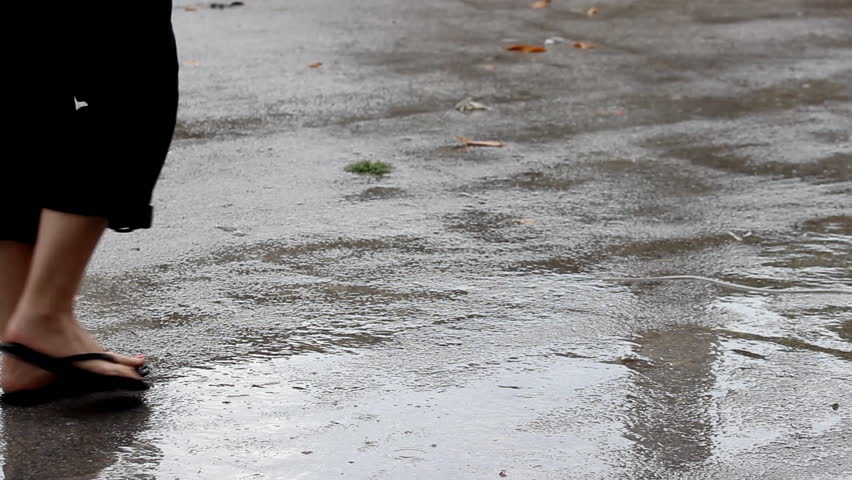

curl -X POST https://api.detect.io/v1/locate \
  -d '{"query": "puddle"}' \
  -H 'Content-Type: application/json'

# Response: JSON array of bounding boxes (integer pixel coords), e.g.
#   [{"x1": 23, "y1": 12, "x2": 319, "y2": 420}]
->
[
  {"x1": 89, "y1": 353, "x2": 627, "y2": 479},
  {"x1": 659, "y1": 143, "x2": 850, "y2": 181}
]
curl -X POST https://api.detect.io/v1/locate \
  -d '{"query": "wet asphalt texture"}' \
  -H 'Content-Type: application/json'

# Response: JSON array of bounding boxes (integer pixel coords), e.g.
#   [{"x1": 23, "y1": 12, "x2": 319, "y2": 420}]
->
[{"x1": 2, "y1": 0, "x2": 852, "y2": 478}]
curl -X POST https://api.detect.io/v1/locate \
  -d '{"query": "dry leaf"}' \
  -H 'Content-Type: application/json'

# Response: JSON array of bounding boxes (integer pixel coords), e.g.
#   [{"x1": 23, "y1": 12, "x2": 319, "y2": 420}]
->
[
  {"x1": 308, "y1": 62, "x2": 323, "y2": 68},
  {"x1": 530, "y1": 0, "x2": 550, "y2": 8},
  {"x1": 504, "y1": 45, "x2": 547, "y2": 53},
  {"x1": 572, "y1": 42, "x2": 596, "y2": 49},
  {"x1": 184, "y1": 6, "x2": 199, "y2": 11},
  {"x1": 458, "y1": 137, "x2": 505, "y2": 148},
  {"x1": 587, "y1": 7, "x2": 599, "y2": 15}
]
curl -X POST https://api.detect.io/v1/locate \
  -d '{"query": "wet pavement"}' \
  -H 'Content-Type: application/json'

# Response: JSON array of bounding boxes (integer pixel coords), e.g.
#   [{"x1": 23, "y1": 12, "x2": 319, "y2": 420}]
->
[{"x1": 3, "y1": 0, "x2": 851, "y2": 478}]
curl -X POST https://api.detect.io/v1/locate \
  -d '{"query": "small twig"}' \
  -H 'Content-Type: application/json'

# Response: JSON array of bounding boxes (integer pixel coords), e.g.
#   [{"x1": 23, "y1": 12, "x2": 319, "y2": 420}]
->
[{"x1": 601, "y1": 275, "x2": 852, "y2": 295}]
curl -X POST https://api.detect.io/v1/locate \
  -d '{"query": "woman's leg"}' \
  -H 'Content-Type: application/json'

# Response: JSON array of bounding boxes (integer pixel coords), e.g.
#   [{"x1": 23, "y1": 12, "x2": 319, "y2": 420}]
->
[
  {"x1": 0, "y1": 242, "x2": 34, "y2": 333},
  {"x1": 1, "y1": 210, "x2": 144, "y2": 393},
  {"x1": 0, "y1": 206, "x2": 40, "y2": 331}
]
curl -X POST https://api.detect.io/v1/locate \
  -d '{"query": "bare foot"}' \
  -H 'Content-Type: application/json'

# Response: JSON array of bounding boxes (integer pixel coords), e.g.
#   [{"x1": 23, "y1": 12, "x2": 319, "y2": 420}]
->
[{"x1": 1, "y1": 312, "x2": 144, "y2": 393}]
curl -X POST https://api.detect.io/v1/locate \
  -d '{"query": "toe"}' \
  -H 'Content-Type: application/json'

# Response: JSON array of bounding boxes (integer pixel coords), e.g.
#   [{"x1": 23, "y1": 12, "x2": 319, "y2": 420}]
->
[
  {"x1": 100, "y1": 362, "x2": 144, "y2": 380},
  {"x1": 106, "y1": 352, "x2": 146, "y2": 368}
]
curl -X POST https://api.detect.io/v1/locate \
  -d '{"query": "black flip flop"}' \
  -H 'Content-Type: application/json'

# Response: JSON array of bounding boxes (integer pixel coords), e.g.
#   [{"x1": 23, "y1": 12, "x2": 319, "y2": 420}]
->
[{"x1": 0, "y1": 342, "x2": 150, "y2": 406}]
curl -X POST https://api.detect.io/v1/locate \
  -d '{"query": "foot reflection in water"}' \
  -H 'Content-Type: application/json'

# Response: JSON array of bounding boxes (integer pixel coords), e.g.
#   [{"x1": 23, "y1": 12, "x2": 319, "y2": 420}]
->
[
  {"x1": 623, "y1": 327, "x2": 719, "y2": 475},
  {"x1": 2, "y1": 395, "x2": 156, "y2": 480}
]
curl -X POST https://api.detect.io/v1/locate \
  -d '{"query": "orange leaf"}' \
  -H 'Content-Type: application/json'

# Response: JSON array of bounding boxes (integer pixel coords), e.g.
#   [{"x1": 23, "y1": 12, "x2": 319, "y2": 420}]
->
[
  {"x1": 572, "y1": 42, "x2": 596, "y2": 49},
  {"x1": 308, "y1": 62, "x2": 323, "y2": 68},
  {"x1": 458, "y1": 137, "x2": 506, "y2": 148},
  {"x1": 587, "y1": 7, "x2": 599, "y2": 15},
  {"x1": 530, "y1": 0, "x2": 550, "y2": 8},
  {"x1": 184, "y1": 6, "x2": 199, "y2": 11},
  {"x1": 504, "y1": 45, "x2": 547, "y2": 53}
]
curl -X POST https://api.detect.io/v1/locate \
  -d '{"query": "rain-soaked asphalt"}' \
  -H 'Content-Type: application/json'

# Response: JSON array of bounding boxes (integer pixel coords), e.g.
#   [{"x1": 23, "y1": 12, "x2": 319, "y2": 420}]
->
[{"x1": 3, "y1": 0, "x2": 852, "y2": 478}]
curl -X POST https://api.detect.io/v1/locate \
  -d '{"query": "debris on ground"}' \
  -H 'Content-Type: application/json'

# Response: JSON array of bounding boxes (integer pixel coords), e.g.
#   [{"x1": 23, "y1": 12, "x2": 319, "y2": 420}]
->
[
  {"x1": 504, "y1": 45, "x2": 547, "y2": 53},
  {"x1": 531, "y1": 0, "x2": 550, "y2": 8},
  {"x1": 731, "y1": 349, "x2": 767, "y2": 360},
  {"x1": 455, "y1": 97, "x2": 491, "y2": 112},
  {"x1": 544, "y1": 36, "x2": 568, "y2": 45},
  {"x1": 587, "y1": 7, "x2": 599, "y2": 15},
  {"x1": 308, "y1": 62, "x2": 323, "y2": 68},
  {"x1": 210, "y1": 1, "x2": 245, "y2": 9},
  {"x1": 728, "y1": 231, "x2": 753, "y2": 242},
  {"x1": 457, "y1": 137, "x2": 506, "y2": 148},
  {"x1": 572, "y1": 41, "x2": 596, "y2": 49}
]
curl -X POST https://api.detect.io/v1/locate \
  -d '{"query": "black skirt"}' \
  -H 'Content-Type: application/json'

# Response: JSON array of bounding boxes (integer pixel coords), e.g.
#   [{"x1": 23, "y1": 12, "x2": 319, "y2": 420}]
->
[{"x1": 1, "y1": 1, "x2": 179, "y2": 243}]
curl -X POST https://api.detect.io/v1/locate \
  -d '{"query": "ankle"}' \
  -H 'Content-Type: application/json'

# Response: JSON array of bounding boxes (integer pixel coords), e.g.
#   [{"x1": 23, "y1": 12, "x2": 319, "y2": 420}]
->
[
  {"x1": 14, "y1": 292, "x2": 75, "y2": 319},
  {"x1": 4, "y1": 311, "x2": 78, "y2": 341}
]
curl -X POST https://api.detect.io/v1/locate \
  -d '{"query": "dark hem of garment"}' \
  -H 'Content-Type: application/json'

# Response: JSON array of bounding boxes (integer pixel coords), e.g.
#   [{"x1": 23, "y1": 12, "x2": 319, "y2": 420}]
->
[
  {"x1": 0, "y1": 206, "x2": 154, "y2": 245},
  {"x1": 42, "y1": 204, "x2": 154, "y2": 233}
]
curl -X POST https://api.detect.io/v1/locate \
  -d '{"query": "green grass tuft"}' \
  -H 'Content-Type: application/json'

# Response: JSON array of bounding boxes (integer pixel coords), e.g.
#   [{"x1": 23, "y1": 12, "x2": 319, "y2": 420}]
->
[{"x1": 345, "y1": 160, "x2": 393, "y2": 177}]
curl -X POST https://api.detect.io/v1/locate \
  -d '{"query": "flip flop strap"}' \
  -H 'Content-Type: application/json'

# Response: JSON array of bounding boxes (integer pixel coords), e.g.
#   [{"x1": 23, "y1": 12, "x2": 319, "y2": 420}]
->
[{"x1": 0, "y1": 343, "x2": 118, "y2": 374}]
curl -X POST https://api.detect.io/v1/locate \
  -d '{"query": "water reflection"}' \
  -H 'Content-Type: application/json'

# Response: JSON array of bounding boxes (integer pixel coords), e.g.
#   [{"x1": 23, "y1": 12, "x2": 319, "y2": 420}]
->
[
  {"x1": 2, "y1": 396, "x2": 156, "y2": 480},
  {"x1": 623, "y1": 327, "x2": 719, "y2": 474}
]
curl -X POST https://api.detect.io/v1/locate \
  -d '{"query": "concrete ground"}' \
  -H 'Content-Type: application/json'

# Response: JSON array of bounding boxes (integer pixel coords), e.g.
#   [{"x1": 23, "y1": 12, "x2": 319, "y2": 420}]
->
[{"x1": 2, "y1": 0, "x2": 851, "y2": 478}]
